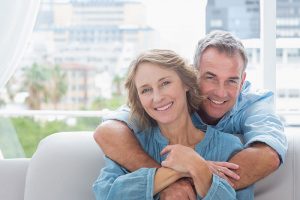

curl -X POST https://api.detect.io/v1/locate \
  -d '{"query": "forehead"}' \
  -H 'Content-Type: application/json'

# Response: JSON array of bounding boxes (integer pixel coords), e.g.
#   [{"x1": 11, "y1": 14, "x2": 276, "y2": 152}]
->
[
  {"x1": 134, "y1": 62, "x2": 179, "y2": 86},
  {"x1": 199, "y1": 48, "x2": 244, "y2": 75}
]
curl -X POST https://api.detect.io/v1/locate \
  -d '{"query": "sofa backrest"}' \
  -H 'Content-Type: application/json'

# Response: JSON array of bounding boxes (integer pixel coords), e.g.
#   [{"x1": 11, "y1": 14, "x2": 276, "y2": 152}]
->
[{"x1": 23, "y1": 128, "x2": 299, "y2": 200}]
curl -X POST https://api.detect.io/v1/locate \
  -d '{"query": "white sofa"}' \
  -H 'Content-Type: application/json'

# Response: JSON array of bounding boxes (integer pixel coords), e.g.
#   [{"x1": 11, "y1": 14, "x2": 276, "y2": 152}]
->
[{"x1": 0, "y1": 128, "x2": 299, "y2": 200}]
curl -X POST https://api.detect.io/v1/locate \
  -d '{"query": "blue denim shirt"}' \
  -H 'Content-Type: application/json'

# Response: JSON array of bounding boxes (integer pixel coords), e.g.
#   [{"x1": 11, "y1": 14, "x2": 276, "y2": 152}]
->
[
  {"x1": 93, "y1": 126, "x2": 254, "y2": 199},
  {"x1": 102, "y1": 81, "x2": 288, "y2": 163}
]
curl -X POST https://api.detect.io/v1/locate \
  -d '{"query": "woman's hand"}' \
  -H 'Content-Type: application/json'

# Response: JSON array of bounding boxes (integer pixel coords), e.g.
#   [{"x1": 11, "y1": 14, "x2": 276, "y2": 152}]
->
[
  {"x1": 206, "y1": 161, "x2": 240, "y2": 187},
  {"x1": 161, "y1": 144, "x2": 212, "y2": 197},
  {"x1": 160, "y1": 144, "x2": 205, "y2": 175}
]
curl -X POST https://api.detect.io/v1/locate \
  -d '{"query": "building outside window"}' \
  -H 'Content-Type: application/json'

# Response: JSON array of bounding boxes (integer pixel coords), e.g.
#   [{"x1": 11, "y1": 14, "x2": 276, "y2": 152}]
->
[{"x1": 0, "y1": 0, "x2": 299, "y2": 158}]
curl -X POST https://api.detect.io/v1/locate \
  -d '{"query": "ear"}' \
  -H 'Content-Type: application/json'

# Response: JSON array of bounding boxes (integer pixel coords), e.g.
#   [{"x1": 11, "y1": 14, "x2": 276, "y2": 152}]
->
[{"x1": 184, "y1": 85, "x2": 189, "y2": 92}]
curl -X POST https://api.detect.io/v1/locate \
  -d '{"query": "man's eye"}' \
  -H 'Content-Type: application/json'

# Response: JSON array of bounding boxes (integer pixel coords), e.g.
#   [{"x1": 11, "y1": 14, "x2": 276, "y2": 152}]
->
[
  {"x1": 228, "y1": 79, "x2": 238, "y2": 84},
  {"x1": 205, "y1": 76, "x2": 213, "y2": 80}
]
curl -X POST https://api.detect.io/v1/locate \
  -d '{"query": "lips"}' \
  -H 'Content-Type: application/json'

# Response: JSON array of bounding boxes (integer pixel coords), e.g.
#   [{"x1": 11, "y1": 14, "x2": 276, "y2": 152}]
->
[
  {"x1": 155, "y1": 102, "x2": 173, "y2": 111},
  {"x1": 208, "y1": 98, "x2": 226, "y2": 105}
]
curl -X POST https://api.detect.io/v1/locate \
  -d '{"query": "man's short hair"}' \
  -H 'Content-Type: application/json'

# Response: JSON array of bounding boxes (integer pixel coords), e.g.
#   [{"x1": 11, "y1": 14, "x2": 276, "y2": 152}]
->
[{"x1": 193, "y1": 30, "x2": 248, "y2": 71}]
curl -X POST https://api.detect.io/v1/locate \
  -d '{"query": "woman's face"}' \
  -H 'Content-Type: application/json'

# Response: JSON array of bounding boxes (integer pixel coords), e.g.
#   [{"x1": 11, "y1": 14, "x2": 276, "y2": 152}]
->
[{"x1": 134, "y1": 62, "x2": 189, "y2": 125}]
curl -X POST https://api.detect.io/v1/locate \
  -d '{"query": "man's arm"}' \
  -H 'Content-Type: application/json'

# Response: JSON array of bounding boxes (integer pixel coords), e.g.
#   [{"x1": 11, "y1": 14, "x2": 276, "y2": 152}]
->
[
  {"x1": 228, "y1": 142, "x2": 280, "y2": 190},
  {"x1": 94, "y1": 120, "x2": 160, "y2": 171},
  {"x1": 94, "y1": 120, "x2": 198, "y2": 199},
  {"x1": 226, "y1": 90, "x2": 287, "y2": 189},
  {"x1": 94, "y1": 120, "x2": 197, "y2": 199}
]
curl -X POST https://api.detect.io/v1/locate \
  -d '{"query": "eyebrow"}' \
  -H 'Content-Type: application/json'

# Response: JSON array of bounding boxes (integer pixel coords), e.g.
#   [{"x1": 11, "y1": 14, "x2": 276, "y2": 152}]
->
[
  {"x1": 204, "y1": 71, "x2": 241, "y2": 80},
  {"x1": 137, "y1": 76, "x2": 171, "y2": 89}
]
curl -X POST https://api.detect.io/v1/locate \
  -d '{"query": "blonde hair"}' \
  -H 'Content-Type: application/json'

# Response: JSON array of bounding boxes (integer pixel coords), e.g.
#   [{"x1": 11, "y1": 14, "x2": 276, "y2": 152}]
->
[{"x1": 125, "y1": 49, "x2": 202, "y2": 129}]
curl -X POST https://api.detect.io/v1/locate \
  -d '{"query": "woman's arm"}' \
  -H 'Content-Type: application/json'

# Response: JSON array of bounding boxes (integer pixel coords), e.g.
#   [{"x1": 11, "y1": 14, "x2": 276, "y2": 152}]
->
[
  {"x1": 161, "y1": 145, "x2": 238, "y2": 199},
  {"x1": 154, "y1": 167, "x2": 185, "y2": 194},
  {"x1": 93, "y1": 157, "x2": 185, "y2": 200}
]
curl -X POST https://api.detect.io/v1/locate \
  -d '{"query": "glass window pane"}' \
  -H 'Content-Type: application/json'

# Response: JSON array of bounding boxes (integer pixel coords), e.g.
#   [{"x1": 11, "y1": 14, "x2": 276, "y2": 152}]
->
[{"x1": 0, "y1": 0, "x2": 205, "y2": 158}]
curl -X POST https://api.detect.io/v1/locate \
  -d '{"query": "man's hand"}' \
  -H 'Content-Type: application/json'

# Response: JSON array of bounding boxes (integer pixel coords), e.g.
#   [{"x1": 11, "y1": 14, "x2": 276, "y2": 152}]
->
[
  {"x1": 160, "y1": 178, "x2": 196, "y2": 200},
  {"x1": 206, "y1": 161, "x2": 240, "y2": 187}
]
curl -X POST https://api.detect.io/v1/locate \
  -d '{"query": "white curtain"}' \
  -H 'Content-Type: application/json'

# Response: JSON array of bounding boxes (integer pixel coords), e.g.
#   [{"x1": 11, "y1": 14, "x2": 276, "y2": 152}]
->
[{"x1": 0, "y1": 0, "x2": 40, "y2": 90}]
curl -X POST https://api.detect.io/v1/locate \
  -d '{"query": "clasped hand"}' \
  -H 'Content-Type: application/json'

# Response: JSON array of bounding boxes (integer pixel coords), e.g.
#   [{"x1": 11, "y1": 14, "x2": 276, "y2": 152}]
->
[{"x1": 159, "y1": 144, "x2": 240, "y2": 199}]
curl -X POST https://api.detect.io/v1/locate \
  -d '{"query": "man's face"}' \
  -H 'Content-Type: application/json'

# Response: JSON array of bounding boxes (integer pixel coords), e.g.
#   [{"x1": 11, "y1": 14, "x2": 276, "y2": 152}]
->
[{"x1": 197, "y1": 47, "x2": 246, "y2": 124}]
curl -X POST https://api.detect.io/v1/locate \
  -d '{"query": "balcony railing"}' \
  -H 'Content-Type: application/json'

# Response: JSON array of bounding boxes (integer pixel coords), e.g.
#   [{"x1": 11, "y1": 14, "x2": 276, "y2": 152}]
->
[
  {"x1": 0, "y1": 109, "x2": 111, "y2": 117},
  {"x1": 0, "y1": 109, "x2": 299, "y2": 126}
]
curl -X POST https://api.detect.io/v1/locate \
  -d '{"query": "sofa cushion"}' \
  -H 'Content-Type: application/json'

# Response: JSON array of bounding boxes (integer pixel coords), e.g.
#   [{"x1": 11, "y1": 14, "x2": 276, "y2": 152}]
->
[
  {"x1": 22, "y1": 128, "x2": 298, "y2": 200},
  {"x1": 24, "y1": 132, "x2": 104, "y2": 200}
]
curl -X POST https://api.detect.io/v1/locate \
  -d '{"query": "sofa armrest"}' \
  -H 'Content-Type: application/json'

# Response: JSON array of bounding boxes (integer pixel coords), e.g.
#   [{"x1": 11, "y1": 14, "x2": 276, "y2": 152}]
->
[
  {"x1": 255, "y1": 127, "x2": 300, "y2": 199},
  {"x1": 0, "y1": 158, "x2": 30, "y2": 200},
  {"x1": 24, "y1": 132, "x2": 104, "y2": 200}
]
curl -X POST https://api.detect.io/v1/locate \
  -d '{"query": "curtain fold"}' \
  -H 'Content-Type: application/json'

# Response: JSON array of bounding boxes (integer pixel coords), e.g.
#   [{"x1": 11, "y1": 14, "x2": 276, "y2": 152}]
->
[{"x1": 0, "y1": 0, "x2": 40, "y2": 90}]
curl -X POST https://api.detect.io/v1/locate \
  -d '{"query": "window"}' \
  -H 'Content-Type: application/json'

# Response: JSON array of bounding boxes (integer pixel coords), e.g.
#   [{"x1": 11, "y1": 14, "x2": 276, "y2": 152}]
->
[{"x1": 1, "y1": 0, "x2": 299, "y2": 159}]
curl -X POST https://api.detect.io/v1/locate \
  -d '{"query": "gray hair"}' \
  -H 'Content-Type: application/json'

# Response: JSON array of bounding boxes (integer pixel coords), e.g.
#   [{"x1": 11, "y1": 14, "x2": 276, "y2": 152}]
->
[{"x1": 193, "y1": 30, "x2": 248, "y2": 71}]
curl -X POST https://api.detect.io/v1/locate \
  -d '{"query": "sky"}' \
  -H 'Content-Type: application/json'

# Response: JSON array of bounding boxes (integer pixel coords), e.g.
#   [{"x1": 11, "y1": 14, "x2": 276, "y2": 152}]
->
[
  {"x1": 142, "y1": 0, "x2": 207, "y2": 61},
  {"x1": 49, "y1": 0, "x2": 207, "y2": 60}
]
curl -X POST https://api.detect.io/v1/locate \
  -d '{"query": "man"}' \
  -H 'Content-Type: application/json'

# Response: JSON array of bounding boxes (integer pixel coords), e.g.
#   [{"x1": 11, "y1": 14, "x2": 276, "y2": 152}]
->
[{"x1": 94, "y1": 30, "x2": 287, "y2": 199}]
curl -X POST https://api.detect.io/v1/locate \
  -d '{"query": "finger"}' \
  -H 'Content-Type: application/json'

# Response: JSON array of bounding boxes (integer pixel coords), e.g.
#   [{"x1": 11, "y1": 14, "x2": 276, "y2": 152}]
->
[
  {"x1": 213, "y1": 161, "x2": 239, "y2": 169},
  {"x1": 161, "y1": 160, "x2": 168, "y2": 167},
  {"x1": 188, "y1": 189, "x2": 197, "y2": 200},
  {"x1": 187, "y1": 183, "x2": 197, "y2": 200},
  {"x1": 208, "y1": 165, "x2": 218, "y2": 174},
  {"x1": 220, "y1": 167, "x2": 240, "y2": 180},
  {"x1": 181, "y1": 180, "x2": 196, "y2": 200},
  {"x1": 160, "y1": 145, "x2": 173, "y2": 155}
]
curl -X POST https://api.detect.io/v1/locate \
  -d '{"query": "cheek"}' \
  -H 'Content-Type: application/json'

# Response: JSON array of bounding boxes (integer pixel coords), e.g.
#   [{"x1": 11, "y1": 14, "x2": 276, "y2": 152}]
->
[
  {"x1": 139, "y1": 96, "x2": 149, "y2": 108},
  {"x1": 228, "y1": 88, "x2": 240, "y2": 99},
  {"x1": 198, "y1": 83, "x2": 210, "y2": 95}
]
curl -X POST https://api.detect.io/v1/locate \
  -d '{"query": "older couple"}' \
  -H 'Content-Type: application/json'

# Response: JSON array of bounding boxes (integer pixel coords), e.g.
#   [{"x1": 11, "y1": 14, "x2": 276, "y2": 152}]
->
[{"x1": 93, "y1": 30, "x2": 287, "y2": 200}]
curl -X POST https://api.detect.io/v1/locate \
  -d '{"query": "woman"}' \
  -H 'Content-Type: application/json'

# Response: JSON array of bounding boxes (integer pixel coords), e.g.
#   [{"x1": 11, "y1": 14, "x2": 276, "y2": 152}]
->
[{"x1": 93, "y1": 49, "x2": 253, "y2": 199}]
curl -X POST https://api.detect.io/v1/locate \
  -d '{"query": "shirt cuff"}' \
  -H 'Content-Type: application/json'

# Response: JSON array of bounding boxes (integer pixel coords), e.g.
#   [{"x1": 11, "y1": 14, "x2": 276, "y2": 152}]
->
[
  {"x1": 201, "y1": 174, "x2": 236, "y2": 200},
  {"x1": 244, "y1": 135, "x2": 287, "y2": 164}
]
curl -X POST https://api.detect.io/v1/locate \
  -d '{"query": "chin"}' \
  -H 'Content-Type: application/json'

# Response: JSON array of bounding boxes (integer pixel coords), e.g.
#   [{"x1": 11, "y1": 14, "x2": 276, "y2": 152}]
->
[
  {"x1": 208, "y1": 111, "x2": 226, "y2": 120},
  {"x1": 156, "y1": 118, "x2": 174, "y2": 125}
]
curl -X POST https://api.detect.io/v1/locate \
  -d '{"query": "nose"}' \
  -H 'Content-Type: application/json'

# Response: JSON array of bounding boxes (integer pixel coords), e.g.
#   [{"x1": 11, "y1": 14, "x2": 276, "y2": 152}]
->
[
  {"x1": 153, "y1": 89, "x2": 163, "y2": 103},
  {"x1": 213, "y1": 84, "x2": 228, "y2": 99}
]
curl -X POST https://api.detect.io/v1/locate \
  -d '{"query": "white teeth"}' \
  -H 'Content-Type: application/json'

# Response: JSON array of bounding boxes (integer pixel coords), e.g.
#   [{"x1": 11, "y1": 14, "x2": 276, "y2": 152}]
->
[
  {"x1": 156, "y1": 102, "x2": 173, "y2": 111},
  {"x1": 211, "y1": 99, "x2": 225, "y2": 105}
]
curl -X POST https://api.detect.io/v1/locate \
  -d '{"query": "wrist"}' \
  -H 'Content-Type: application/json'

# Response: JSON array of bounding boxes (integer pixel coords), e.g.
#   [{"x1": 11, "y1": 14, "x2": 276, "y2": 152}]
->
[
  {"x1": 157, "y1": 167, "x2": 185, "y2": 183},
  {"x1": 188, "y1": 159, "x2": 213, "y2": 197},
  {"x1": 187, "y1": 155, "x2": 207, "y2": 177},
  {"x1": 154, "y1": 167, "x2": 185, "y2": 195}
]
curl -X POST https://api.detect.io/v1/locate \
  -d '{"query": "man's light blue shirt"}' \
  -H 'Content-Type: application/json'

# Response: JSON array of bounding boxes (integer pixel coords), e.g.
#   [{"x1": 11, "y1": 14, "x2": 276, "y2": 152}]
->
[{"x1": 102, "y1": 81, "x2": 288, "y2": 163}]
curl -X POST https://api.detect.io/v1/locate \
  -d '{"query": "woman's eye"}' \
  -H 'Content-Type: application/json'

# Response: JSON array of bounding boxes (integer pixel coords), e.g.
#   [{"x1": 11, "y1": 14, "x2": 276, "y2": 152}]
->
[
  {"x1": 141, "y1": 88, "x2": 151, "y2": 94},
  {"x1": 162, "y1": 81, "x2": 170, "y2": 86}
]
